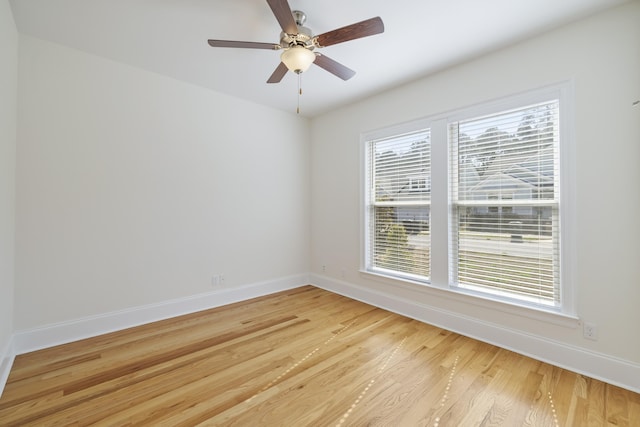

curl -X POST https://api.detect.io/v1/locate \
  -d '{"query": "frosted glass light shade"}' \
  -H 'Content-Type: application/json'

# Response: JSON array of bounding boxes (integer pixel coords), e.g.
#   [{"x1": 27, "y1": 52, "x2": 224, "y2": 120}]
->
[{"x1": 281, "y1": 46, "x2": 315, "y2": 73}]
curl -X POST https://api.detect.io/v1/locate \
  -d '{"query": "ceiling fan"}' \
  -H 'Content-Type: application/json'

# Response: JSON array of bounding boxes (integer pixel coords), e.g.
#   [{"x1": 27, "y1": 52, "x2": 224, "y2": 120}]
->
[{"x1": 207, "y1": 0, "x2": 384, "y2": 83}]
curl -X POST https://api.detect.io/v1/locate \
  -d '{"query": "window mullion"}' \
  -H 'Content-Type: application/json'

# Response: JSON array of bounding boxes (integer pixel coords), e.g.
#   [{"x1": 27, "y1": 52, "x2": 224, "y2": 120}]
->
[{"x1": 429, "y1": 119, "x2": 449, "y2": 288}]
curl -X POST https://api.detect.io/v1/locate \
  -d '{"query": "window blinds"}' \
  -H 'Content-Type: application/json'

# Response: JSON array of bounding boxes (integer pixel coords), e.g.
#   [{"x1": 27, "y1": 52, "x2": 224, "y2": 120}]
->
[
  {"x1": 368, "y1": 130, "x2": 431, "y2": 281},
  {"x1": 450, "y1": 100, "x2": 561, "y2": 306}
]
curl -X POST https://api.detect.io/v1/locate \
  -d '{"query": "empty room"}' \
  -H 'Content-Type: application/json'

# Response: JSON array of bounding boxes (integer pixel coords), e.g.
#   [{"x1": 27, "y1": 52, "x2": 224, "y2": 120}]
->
[{"x1": 1, "y1": 0, "x2": 639, "y2": 425}]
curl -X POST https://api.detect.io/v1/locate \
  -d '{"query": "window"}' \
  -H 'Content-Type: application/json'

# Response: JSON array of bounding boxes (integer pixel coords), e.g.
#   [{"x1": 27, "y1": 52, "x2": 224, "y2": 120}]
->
[
  {"x1": 363, "y1": 84, "x2": 573, "y2": 314},
  {"x1": 365, "y1": 130, "x2": 431, "y2": 282},
  {"x1": 450, "y1": 100, "x2": 561, "y2": 307}
]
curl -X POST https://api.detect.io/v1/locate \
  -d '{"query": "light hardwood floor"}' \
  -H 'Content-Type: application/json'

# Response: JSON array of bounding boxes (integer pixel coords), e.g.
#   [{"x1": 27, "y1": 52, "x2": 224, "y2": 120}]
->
[{"x1": 0, "y1": 286, "x2": 638, "y2": 426}]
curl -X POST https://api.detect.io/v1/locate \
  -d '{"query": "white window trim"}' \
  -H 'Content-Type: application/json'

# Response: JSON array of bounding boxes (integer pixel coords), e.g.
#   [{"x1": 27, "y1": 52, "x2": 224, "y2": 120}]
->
[{"x1": 360, "y1": 81, "x2": 576, "y2": 319}]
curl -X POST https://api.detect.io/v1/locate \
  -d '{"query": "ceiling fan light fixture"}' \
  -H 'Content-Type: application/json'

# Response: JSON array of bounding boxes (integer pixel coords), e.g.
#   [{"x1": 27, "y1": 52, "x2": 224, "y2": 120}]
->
[{"x1": 281, "y1": 45, "x2": 315, "y2": 73}]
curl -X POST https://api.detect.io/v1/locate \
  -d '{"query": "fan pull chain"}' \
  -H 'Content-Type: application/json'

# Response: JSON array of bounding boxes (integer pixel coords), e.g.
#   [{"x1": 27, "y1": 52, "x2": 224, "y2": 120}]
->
[{"x1": 297, "y1": 72, "x2": 302, "y2": 114}]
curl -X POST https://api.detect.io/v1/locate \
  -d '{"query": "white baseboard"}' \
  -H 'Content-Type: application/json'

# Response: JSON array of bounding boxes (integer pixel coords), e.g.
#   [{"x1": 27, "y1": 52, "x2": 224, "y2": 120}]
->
[
  {"x1": 11, "y1": 274, "x2": 308, "y2": 356},
  {"x1": 310, "y1": 274, "x2": 640, "y2": 394},
  {"x1": 0, "y1": 337, "x2": 15, "y2": 398}
]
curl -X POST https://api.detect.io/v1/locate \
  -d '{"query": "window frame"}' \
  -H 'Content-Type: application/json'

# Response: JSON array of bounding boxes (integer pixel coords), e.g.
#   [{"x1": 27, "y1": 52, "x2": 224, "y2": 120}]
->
[{"x1": 361, "y1": 82, "x2": 576, "y2": 318}]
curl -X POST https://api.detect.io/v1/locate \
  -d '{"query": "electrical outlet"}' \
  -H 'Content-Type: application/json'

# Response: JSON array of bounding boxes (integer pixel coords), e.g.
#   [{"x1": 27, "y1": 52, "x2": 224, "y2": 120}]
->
[
  {"x1": 583, "y1": 322, "x2": 598, "y2": 341},
  {"x1": 212, "y1": 274, "x2": 224, "y2": 286},
  {"x1": 322, "y1": 265, "x2": 326, "y2": 272}
]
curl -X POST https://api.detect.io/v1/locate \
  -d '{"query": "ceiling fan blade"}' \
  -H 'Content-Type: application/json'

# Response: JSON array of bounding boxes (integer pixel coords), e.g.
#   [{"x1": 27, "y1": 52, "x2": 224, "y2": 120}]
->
[
  {"x1": 313, "y1": 54, "x2": 356, "y2": 81},
  {"x1": 208, "y1": 40, "x2": 279, "y2": 50},
  {"x1": 267, "y1": 62, "x2": 289, "y2": 83},
  {"x1": 315, "y1": 17, "x2": 384, "y2": 48},
  {"x1": 266, "y1": 0, "x2": 298, "y2": 35}
]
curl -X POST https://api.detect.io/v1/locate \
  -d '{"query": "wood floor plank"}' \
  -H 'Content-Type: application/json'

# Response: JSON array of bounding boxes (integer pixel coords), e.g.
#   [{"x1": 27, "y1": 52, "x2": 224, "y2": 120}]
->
[{"x1": 1, "y1": 286, "x2": 637, "y2": 426}]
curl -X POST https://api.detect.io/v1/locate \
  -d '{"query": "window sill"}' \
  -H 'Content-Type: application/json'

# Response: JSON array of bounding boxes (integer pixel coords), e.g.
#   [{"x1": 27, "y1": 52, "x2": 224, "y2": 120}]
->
[{"x1": 359, "y1": 269, "x2": 580, "y2": 329}]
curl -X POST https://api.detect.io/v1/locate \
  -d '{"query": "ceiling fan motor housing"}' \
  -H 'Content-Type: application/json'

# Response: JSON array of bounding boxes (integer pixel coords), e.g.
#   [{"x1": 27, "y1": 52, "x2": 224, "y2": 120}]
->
[{"x1": 279, "y1": 10, "x2": 314, "y2": 49}]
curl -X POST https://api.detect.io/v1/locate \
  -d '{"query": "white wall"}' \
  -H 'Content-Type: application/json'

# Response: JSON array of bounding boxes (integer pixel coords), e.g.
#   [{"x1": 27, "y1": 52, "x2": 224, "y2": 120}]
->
[
  {"x1": 6, "y1": 0, "x2": 639, "y2": 395},
  {"x1": 0, "y1": 0, "x2": 17, "y2": 375},
  {"x1": 15, "y1": 35, "x2": 310, "y2": 330},
  {"x1": 311, "y1": 0, "x2": 640, "y2": 367}
]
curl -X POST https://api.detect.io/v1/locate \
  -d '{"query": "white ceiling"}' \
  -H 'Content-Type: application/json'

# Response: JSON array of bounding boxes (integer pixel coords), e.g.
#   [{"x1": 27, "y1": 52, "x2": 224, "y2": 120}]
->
[{"x1": 9, "y1": 0, "x2": 629, "y2": 117}]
